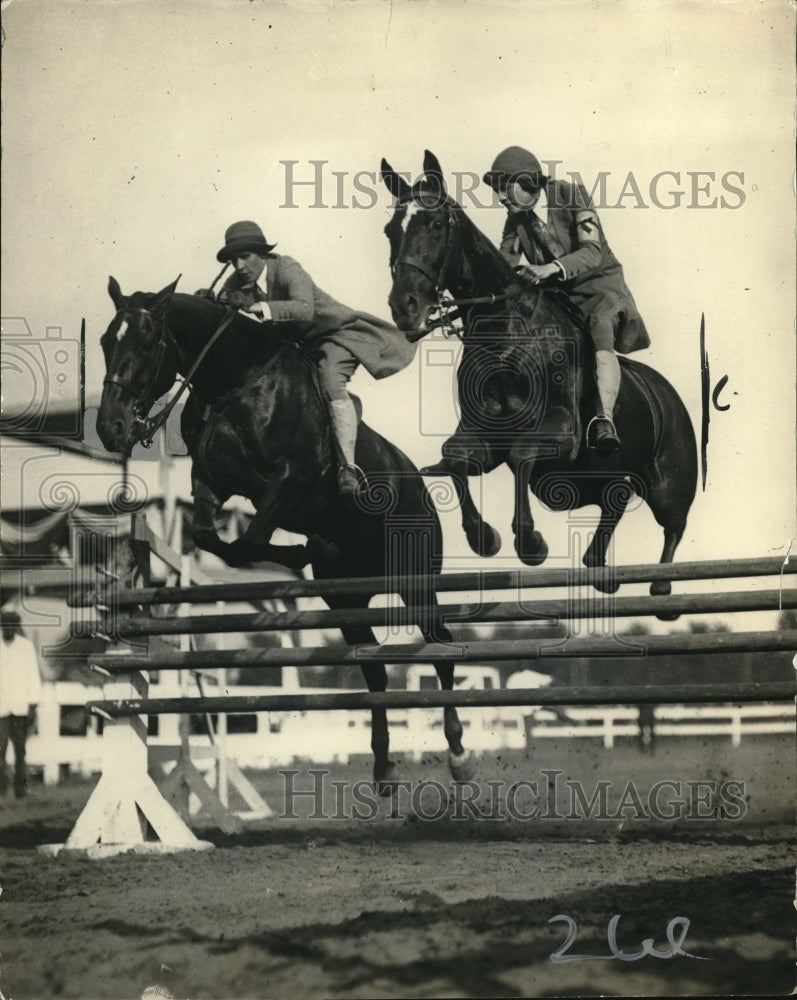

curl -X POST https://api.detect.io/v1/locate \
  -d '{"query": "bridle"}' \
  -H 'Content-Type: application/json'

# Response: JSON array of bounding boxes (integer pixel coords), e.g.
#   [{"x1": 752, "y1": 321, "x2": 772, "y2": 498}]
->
[
  {"x1": 393, "y1": 196, "x2": 508, "y2": 339},
  {"x1": 103, "y1": 303, "x2": 237, "y2": 447}
]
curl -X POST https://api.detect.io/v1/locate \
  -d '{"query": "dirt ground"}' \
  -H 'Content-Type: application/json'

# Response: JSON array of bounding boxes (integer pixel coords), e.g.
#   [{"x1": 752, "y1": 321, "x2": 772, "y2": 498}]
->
[{"x1": 1, "y1": 753, "x2": 795, "y2": 1000}]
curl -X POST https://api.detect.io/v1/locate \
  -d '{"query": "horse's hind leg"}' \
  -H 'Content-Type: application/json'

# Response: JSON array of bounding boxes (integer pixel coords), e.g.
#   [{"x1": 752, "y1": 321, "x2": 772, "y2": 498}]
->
[
  {"x1": 643, "y1": 474, "x2": 692, "y2": 619},
  {"x1": 420, "y1": 616, "x2": 475, "y2": 783},
  {"x1": 650, "y1": 522, "x2": 687, "y2": 620},
  {"x1": 582, "y1": 479, "x2": 633, "y2": 594},
  {"x1": 335, "y1": 617, "x2": 396, "y2": 795}
]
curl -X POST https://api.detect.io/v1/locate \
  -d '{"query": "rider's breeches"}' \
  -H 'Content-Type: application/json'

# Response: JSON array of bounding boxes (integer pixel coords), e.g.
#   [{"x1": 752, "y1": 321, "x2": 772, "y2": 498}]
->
[
  {"x1": 316, "y1": 342, "x2": 359, "y2": 401},
  {"x1": 585, "y1": 307, "x2": 618, "y2": 354}
]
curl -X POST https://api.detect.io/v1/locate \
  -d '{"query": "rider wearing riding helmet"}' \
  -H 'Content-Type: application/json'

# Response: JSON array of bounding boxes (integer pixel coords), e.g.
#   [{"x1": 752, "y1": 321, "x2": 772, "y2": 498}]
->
[
  {"x1": 203, "y1": 221, "x2": 415, "y2": 495},
  {"x1": 483, "y1": 146, "x2": 650, "y2": 450}
]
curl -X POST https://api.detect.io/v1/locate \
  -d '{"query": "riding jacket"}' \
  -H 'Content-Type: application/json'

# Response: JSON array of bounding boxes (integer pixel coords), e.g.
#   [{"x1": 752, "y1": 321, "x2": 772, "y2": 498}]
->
[
  {"x1": 219, "y1": 254, "x2": 416, "y2": 378},
  {"x1": 499, "y1": 179, "x2": 650, "y2": 354}
]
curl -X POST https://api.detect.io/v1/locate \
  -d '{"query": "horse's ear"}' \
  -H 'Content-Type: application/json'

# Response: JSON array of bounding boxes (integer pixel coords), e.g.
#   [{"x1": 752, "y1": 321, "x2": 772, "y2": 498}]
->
[
  {"x1": 423, "y1": 150, "x2": 445, "y2": 187},
  {"x1": 153, "y1": 275, "x2": 181, "y2": 310},
  {"x1": 108, "y1": 276, "x2": 124, "y2": 308},
  {"x1": 381, "y1": 159, "x2": 411, "y2": 202}
]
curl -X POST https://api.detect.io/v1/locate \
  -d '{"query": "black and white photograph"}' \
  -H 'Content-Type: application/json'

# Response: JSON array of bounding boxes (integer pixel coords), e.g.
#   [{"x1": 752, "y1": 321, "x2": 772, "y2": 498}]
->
[{"x1": 1, "y1": 1, "x2": 795, "y2": 997}]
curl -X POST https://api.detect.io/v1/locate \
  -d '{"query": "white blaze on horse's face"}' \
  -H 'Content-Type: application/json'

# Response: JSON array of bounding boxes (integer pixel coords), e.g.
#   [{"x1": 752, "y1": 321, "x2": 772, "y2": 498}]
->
[
  {"x1": 404, "y1": 200, "x2": 426, "y2": 224},
  {"x1": 115, "y1": 319, "x2": 129, "y2": 343}
]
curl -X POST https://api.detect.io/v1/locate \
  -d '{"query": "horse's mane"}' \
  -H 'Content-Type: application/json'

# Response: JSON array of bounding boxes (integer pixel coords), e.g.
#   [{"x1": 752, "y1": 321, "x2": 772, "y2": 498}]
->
[
  {"x1": 451, "y1": 206, "x2": 590, "y2": 339},
  {"x1": 170, "y1": 292, "x2": 305, "y2": 359}
]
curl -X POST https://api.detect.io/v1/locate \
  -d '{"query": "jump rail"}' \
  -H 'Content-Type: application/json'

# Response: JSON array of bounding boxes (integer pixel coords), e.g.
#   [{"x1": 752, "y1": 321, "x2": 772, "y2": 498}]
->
[
  {"x1": 57, "y1": 511, "x2": 796, "y2": 858},
  {"x1": 89, "y1": 588, "x2": 795, "y2": 638},
  {"x1": 88, "y1": 630, "x2": 797, "y2": 674},
  {"x1": 88, "y1": 681, "x2": 796, "y2": 719},
  {"x1": 68, "y1": 555, "x2": 795, "y2": 607}
]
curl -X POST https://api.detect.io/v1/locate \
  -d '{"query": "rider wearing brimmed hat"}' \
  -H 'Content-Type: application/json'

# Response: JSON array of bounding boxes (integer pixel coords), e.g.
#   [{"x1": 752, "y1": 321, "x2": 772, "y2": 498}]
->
[
  {"x1": 206, "y1": 221, "x2": 415, "y2": 495},
  {"x1": 484, "y1": 146, "x2": 650, "y2": 450}
]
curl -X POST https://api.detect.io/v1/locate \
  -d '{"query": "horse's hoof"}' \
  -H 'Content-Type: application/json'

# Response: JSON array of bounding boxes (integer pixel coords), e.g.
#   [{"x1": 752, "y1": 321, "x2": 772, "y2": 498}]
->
[
  {"x1": 449, "y1": 749, "x2": 476, "y2": 783},
  {"x1": 650, "y1": 581, "x2": 678, "y2": 621},
  {"x1": 466, "y1": 525, "x2": 502, "y2": 558},
  {"x1": 587, "y1": 566, "x2": 620, "y2": 594},
  {"x1": 516, "y1": 531, "x2": 548, "y2": 567},
  {"x1": 220, "y1": 813, "x2": 244, "y2": 835},
  {"x1": 284, "y1": 544, "x2": 311, "y2": 571}
]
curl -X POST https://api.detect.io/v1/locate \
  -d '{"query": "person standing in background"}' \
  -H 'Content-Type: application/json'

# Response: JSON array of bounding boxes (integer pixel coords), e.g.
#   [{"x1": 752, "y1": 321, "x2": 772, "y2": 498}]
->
[{"x1": 0, "y1": 610, "x2": 43, "y2": 798}]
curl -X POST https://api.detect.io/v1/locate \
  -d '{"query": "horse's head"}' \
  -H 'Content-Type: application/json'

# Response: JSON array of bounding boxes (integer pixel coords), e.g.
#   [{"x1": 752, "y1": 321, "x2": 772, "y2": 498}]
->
[
  {"x1": 381, "y1": 151, "x2": 462, "y2": 340},
  {"x1": 97, "y1": 276, "x2": 181, "y2": 455},
  {"x1": 381, "y1": 150, "x2": 515, "y2": 342}
]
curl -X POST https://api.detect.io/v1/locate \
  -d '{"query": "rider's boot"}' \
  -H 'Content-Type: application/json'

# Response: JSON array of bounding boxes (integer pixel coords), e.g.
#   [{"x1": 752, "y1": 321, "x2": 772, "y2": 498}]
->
[
  {"x1": 590, "y1": 350, "x2": 621, "y2": 451},
  {"x1": 328, "y1": 397, "x2": 366, "y2": 496}
]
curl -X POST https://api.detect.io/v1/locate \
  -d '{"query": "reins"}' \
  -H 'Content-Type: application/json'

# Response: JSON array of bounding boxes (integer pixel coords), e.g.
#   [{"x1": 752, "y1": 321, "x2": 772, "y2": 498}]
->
[
  {"x1": 105, "y1": 303, "x2": 238, "y2": 447},
  {"x1": 394, "y1": 198, "x2": 509, "y2": 338}
]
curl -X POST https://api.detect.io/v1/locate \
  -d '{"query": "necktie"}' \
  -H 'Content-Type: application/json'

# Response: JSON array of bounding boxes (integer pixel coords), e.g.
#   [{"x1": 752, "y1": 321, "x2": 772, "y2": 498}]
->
[{"x1": 527, "y1": 212, "x2": 565, "y2": 263}]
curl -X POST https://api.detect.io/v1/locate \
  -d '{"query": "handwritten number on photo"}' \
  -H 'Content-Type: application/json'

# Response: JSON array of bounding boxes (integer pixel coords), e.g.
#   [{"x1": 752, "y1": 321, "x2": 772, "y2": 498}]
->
[{"x1": 548, "y1": 913, "x2": 712, "y2": 963}]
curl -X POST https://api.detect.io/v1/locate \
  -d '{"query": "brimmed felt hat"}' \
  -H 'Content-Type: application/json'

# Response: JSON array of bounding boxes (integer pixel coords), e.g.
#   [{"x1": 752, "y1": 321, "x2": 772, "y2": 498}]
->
[
  {"x1": 483, "y1": 146, "x2": 548, "y2": 194},
  {"x1": 216, "y1": 221, "x2": 277, "y2": 262}
]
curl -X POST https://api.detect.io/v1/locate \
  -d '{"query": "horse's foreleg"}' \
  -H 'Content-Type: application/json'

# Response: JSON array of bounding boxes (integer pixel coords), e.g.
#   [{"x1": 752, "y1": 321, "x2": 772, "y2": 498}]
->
[
  {"x1": 508, "y1": 455, "x2": 548, "y2": 566},
  {"x1": 450, "y1": 466, "x2": 502, "y2": 558},
  {"x1": 191, "y1": 476, "x2": 230, "y2": 553},
  {"x1": 422, "y1": 448, "x2": 501, "y2": 557},
  {"x1": 204, "y1": 477, "x2": 309, "y2": 571}
]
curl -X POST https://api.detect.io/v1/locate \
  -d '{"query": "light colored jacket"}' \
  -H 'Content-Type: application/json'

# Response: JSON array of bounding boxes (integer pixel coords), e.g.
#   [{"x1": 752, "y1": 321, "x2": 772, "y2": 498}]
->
[
  {"x1": 220, "y1": 254, "x2": 417, "y2": 378},
  {"x1": 499, "y1": 179, "x2": 650, "y2": 354}
]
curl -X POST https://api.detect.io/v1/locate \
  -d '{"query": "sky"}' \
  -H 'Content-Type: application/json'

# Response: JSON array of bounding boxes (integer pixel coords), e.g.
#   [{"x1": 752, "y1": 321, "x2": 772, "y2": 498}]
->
[{"x1": 1, "y1": 0, "x2": 795, "y2": 623}]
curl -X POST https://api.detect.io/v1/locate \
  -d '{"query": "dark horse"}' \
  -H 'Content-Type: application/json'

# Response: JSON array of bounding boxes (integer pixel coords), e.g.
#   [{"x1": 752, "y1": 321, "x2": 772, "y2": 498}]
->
[
  {"x1": 381, "y1": 152, "x2": 697, "y2": 611},
  {"x1": 97, "y1": 277, "x2": 474, "y2": 788}
]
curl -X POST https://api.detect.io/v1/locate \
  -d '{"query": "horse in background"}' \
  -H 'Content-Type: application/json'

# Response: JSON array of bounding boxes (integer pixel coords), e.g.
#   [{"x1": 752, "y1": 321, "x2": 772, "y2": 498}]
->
[
  {"x1": 381, "y1": 151, "x2": 697, "y2": 615},
  {"x1": 97, "y1": 278, "x2": 475, "y2": 788}
]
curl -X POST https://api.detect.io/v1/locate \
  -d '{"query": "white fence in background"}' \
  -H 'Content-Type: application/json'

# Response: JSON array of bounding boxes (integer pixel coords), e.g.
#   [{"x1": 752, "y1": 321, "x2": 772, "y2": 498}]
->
[{"x1": 22, "y1": 675, "x2": 795, "y2": 784}]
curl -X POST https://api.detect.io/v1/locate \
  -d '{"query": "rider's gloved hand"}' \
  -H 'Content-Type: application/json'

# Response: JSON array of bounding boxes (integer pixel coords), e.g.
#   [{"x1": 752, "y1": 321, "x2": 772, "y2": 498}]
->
[
  {"x1": 514, "y1": 263, "x2": 564, "y2": 284},
  {"x1": 219, "y1": 290, "x2": 249, "y2": 308},
  {"x1": 241, "y1": 301, "x2": 273, "y2": 321}
]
